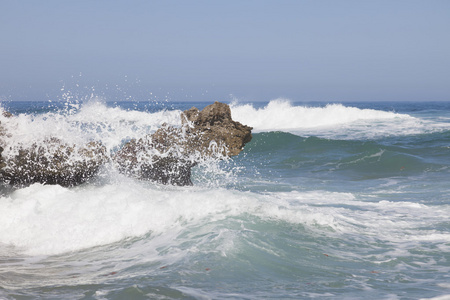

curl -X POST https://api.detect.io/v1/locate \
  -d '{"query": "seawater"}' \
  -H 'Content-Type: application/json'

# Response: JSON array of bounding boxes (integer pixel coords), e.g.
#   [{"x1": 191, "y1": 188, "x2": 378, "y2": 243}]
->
[{"x1": 0, "y1": 99, "x2": 449, "y2": 299}]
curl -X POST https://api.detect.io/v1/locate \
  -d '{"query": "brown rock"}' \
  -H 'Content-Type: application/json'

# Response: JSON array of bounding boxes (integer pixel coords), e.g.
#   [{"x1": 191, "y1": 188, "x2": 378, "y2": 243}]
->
[
  {"x1": 181, "y1": 101, "x2": 253, "y2": 157},
  {"x1": 114, "y1": 102, "x2": 252, "y2": 186}
]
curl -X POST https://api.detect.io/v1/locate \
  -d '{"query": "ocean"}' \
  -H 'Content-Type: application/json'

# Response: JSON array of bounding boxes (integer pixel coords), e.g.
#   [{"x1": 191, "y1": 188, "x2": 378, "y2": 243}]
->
[{"x1": 0, "y1": 99, "x2": 449, "y2": 299}]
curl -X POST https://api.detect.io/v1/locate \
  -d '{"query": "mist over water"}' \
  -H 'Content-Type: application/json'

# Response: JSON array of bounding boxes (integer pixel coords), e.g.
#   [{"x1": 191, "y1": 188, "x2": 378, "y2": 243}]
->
[{"x1": 1, "y1": 99, "x2": 450, "y2": 299}]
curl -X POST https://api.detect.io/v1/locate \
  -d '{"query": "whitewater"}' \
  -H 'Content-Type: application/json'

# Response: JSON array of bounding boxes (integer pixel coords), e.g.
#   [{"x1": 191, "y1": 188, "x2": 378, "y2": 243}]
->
[{"x1": 1, "y1": 99, "x2": 450, "y2": 299}]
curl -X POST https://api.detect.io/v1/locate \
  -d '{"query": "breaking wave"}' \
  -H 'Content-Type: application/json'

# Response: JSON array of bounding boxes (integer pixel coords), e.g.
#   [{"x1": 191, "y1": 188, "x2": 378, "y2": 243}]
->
[{"x1": 230, "y1": 99, "x2": 450, "y2": 139}]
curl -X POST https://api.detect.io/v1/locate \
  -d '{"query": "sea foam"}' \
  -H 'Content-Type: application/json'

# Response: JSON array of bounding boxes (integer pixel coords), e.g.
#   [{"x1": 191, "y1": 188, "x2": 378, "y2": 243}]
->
[
  {"x1": 230, "y1": 99, "x2": 449, "y2": 139},
  {"x1": 230, "y1": 99, "x2": 403, "y2": 131},
  {"x1": 4, "y1": 178, "x2": 441, "y2": 257},
  {"x1": 0, "y1": 181, "x2": 355, "y2": 256}
]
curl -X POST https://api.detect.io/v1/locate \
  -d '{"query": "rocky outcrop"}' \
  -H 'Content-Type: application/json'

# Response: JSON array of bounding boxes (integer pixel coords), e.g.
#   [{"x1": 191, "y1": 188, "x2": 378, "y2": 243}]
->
[
  {"x1": 0, "y1": 102, "x2": 252, "y2": 187},
  {"x1": 180, "y1": 101, "x2": 253, "y2": 157},
  {"x1": 0, "y1": 138, "x2": 108, "y2": 187},
  {"x1": 114, "y1": 102, "x2": 252, "y2": 186}
]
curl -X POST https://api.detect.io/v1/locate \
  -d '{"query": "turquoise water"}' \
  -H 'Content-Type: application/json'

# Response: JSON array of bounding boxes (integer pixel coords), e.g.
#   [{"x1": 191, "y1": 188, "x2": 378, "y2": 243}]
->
[{"x1": 0, "y1": 100, "x2": 449, "y2": 299}]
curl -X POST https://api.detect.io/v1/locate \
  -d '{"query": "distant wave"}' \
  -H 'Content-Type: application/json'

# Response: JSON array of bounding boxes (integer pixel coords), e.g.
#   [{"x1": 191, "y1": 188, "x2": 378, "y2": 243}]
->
[
  {"x1": 230, "y1": 99, "x2": 404, "y2": 130},
  {"x1": 230, "y1": 99, "x2": 449, "y2": 139}
]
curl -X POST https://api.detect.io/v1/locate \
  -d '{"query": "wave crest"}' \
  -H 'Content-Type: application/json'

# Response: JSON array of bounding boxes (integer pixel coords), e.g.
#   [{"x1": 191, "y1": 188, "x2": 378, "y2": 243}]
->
[
  {"x1": 230, "y1": 99, "x2": 450, "y2": 139},
  {"x1": 231, "y1": 99, "x2": 406, "y2": 131}
]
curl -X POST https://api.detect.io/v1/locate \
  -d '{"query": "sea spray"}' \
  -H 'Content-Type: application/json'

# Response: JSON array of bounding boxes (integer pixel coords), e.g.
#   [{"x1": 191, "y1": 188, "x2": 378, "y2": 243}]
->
[{"x1": 0, "y1": 100, "x2": 182, "y2": 157}]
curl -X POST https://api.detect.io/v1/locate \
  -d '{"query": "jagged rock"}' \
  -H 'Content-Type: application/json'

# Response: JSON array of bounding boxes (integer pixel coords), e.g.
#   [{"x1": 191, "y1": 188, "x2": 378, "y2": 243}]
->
[
  {"x1": 114, "y1": 101, "x2": 252, "y2": 186},
  {"x1": 181, "y1": 101, "x2": 253, "y2": 157},
  {"x1": 0, "y1": 138, "x2": 108, "y2": 187}
]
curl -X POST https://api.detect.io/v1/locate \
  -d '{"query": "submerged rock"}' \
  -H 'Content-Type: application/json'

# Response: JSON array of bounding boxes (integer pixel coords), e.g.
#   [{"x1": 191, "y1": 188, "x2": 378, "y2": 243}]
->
[{"x1": 114, "y1": 101, "x2": 252, "y2": 186}]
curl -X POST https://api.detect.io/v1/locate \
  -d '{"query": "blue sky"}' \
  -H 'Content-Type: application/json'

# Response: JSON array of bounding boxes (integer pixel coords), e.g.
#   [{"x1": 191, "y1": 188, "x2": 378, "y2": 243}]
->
[{"x1": 1, "y1": 0, "x2": 449, "y2": 102}]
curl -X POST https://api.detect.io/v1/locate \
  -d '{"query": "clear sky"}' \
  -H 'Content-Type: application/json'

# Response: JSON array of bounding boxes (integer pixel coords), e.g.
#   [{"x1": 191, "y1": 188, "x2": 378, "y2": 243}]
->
[{"x1": 1, "y1": 0, "x2": 449, "y2": 102}]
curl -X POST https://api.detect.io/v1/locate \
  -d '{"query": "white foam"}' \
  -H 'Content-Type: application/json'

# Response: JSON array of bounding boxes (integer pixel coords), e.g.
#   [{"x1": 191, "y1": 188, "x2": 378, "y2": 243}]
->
[
  {"x1": 269, "y1": 190, "x2": 450, "y2": 249},
  {"x1": 0, "y1": 180, "x2": 255, "y2": 255},
  {"x1": 1, "y1": 180, "x2": 448, "y2": 258},
  {"x1": 229, "y1": 99, "x2": 402, "y2": 129},
  {"x1": 0, "y1": 181, "x2": 359, "y2": 256},
  {"x1": 230, "y1": 99, "x2": 400, "y2": 130},
  {"x1": 230, "y1": 99, "x2": 450, "y2": 139},
  {"x1": 420, "y1": 295, "x2": 450, "y2": 300}
]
